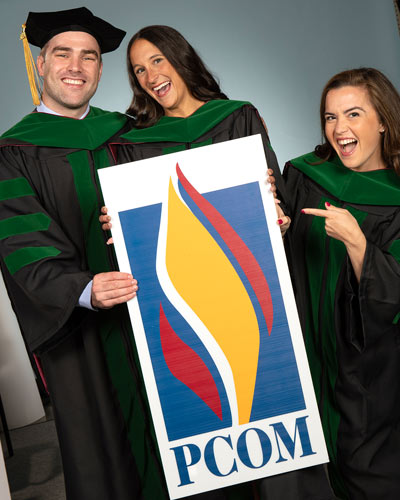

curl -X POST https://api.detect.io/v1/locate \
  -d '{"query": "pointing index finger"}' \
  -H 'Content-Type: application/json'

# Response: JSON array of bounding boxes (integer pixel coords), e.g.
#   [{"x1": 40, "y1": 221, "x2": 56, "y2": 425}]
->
[{"x1": 301, "y1": 208, "x2": 330, "y2": 218}]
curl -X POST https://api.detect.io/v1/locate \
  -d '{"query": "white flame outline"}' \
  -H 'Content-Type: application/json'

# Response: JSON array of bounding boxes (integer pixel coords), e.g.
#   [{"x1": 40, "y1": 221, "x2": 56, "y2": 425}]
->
[{"x1": 156, "y1": 171, "x2": 239, "y2": 425}]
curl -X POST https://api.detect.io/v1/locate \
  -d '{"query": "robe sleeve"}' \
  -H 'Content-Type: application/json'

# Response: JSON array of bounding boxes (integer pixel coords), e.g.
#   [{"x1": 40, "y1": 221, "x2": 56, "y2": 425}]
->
[
  {"x1": 353, "y1": 218, "x2": 400, "y2": 349},
  {"x1": 0, "y1": 146, "x2": 93, "y2": 352},
  {"x1": 240, "y1": 105, "x2": 287, "y2": 204},
  {"x1": 283, "y1": 162, "x2": 400, "y2": 349},
  {"x1": 282, "y1": 161, "x2": 303, "y2": 216}
]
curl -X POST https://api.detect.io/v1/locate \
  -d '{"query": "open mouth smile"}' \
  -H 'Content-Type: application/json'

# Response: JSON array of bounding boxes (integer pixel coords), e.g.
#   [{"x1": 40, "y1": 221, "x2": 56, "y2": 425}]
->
[
  {"x1": 337, "y1": 138, "x2": 357, "y2": 156},
  {"x1": 62, "y1": 78, "x2": 85, "y2": 86},
  {"x1": 152, "y1": 81, "x2": 171, "y2": 97}
]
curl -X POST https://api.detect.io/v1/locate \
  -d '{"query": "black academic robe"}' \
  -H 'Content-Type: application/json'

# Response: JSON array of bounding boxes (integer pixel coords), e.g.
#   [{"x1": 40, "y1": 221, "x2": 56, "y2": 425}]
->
[
  {"x1": 110, "y1": 101, "x2": 336, "y2": 500},
  {"x1": 114, "y1": 100, "x2": 286, "y2": 202},
  {"x1": 283, "y1": 152, "x2": 400, "y2": 500},
  {"x1": 0, "y1": 107, "x2": 167, "y2": 500}
]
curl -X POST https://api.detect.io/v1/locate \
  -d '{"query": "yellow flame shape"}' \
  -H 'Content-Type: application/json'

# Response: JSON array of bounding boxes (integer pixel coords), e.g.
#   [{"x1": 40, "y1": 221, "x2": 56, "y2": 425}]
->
[{"x1": 165, "y1": 179, "x2": 260, "y2": 424}]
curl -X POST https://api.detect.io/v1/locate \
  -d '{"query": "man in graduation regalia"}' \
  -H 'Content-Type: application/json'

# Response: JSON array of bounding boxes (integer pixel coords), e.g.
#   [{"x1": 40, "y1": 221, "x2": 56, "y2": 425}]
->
[{"x1": 0, "y1": 8, "x2": 169, "y2": 500}]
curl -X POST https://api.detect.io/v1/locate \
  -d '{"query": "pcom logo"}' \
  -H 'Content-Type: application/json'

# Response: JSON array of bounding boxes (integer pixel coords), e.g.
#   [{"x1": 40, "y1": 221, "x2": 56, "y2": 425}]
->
[{"x1": 120, "y1": 162, "x2": 305, "y2": 442}]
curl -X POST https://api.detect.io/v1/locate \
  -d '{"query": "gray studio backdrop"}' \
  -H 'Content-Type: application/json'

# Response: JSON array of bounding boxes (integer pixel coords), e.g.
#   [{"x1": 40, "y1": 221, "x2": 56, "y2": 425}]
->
[{"x1": 1, "y1": 0, "x2": 399, "y2": 167}]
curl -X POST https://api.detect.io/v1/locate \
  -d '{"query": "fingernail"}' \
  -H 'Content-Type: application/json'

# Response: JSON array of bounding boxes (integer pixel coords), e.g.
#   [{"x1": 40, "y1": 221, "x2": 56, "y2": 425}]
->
[
  {"x1": 325, "y1": 202, "x2": 331, "y2": 207},
  {"x1": 277, "y1": 219, "x2": 283, "y2": 225},
  {"x1": 301, "y1": 209, "x2": 305, "y2": 214}
]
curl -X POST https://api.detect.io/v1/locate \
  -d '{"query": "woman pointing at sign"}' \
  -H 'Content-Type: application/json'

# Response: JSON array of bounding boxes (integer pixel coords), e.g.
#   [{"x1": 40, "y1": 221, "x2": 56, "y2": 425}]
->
[{"x1": 275, "y1": 67, "x2": 400, "y2": 500}]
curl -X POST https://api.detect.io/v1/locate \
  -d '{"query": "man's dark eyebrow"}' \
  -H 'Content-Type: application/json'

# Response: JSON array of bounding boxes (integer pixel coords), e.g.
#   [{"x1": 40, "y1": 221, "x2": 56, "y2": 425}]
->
[
  {"x1": 81, "y1": 49, "x2": 100, "y2": 58},
  {"x1": 51, "y1": 46, "x2": 99, "y2": 58},
  {"x1": 51, "y1": 46, "x2": 72, "y2": 53}
]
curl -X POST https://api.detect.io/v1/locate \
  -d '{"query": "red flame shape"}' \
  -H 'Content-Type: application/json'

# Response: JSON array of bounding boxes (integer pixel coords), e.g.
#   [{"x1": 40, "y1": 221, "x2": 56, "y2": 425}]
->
[
  {"x1": 159, "y1": 303, "x2": 223, "y2": 420},
  {"x1": 176, "y1": 163, "x2": 273, "y2": 335}
]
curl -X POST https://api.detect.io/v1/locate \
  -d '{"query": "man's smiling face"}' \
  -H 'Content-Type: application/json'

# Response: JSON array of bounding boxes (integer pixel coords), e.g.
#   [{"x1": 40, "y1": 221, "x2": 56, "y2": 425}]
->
[{"x1": 37, "y1": 31, "x2": 103, "y2": 118}]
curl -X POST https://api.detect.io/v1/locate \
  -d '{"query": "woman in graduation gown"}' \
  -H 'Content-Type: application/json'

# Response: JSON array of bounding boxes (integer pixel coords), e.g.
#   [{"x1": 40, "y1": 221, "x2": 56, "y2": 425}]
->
[
  {"x1": 102, "y1": 25, "x2": 335, "y2": 500},
  {"x1": 112, "y1": 25, "x2": 285, "y2": 199},
  {"x1": 278, "y1": 68, "x2": 400, "y2": 499}
]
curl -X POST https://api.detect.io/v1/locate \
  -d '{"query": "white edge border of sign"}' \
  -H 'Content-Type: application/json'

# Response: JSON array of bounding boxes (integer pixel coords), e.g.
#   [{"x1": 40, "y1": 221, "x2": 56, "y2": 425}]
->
[{"x1": 99, "y1": 135, "x2": 328, "y2": 499}]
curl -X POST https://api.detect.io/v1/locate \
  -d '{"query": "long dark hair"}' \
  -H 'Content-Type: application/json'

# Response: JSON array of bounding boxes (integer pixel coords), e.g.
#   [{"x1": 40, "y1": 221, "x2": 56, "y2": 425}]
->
[
  {"x1": 126, "y1": 25, "x2": 228, "y2": 127},
  {"x1": 315, "y1": 67, "x2": 400, "y2": 175}
]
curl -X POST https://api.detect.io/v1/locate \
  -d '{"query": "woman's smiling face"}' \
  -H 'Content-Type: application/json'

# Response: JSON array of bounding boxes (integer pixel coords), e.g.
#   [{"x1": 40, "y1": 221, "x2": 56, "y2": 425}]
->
[
  {"x1": 324, "y1": 85, "x2": 386, "y2": 172},
  {"x1": 129, "y1": 38, "x2": 193, "y2": 117}
]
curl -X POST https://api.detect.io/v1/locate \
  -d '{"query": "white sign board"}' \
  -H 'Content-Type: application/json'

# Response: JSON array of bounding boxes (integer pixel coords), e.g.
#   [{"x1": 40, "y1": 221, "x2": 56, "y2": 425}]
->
[{"x1": 99, "y1": 135, "x2": 328, "y2": 499}]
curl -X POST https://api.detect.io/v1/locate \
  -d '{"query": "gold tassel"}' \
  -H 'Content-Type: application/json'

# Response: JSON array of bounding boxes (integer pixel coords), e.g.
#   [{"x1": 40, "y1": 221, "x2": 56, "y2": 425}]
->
[{"x1": 20, "y1": 23, "x2": 41, "y2": 106}]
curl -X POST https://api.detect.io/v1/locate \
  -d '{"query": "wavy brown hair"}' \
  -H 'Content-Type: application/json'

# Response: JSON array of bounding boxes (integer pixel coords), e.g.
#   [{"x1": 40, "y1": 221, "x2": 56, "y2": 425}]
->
[
  {"x1": 315, "y1": 67, "x2": 400, "y2": 175},
  {"x1": 126, "y1": 25, "x2": 228, "y2": 127}
]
